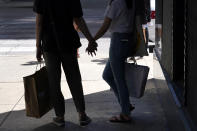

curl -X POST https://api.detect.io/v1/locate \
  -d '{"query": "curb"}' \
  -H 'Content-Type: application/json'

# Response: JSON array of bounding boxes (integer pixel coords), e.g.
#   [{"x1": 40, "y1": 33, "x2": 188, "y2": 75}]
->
[{"x1": 0, "y1": 2, "x2": 33, "y2": 8}]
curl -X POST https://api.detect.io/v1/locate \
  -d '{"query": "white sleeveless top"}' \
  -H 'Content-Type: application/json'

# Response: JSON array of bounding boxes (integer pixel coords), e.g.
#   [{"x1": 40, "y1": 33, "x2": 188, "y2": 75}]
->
[{"x1": 104, "y1": 0, "x2": 135, "y2": 33}]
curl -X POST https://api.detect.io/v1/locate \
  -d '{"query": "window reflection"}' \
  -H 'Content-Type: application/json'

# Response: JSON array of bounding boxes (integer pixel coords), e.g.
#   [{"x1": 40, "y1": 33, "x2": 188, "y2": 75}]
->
[{"x1": 155, "y1": 0, "x2": 162, "y2": 57}]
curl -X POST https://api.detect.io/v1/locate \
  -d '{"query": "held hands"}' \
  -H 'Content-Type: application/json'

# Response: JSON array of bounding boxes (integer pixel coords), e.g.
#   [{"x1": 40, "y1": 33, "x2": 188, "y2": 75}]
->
[{"x1": 86, "y1": 40, "x2": 98, "y2": 57}]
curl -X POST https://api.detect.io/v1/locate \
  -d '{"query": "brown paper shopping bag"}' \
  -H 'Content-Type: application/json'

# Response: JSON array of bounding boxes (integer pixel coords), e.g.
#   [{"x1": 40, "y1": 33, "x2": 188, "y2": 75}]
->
[{"x1": 23, "y1": 66, "x2": 52, "y2": 118}]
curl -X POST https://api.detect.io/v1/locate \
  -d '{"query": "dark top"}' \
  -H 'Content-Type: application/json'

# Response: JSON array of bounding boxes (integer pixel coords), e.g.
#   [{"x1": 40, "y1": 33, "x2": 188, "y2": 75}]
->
[
  {"x1": 33, "y1": 0, "x2": 83, "y2": 53},
  {"x1": 144, "y1": 0, "x2": 151, "y2": 23},
  {"x1": 135, "y1": 0, "x2": 146, "y2": 24}
]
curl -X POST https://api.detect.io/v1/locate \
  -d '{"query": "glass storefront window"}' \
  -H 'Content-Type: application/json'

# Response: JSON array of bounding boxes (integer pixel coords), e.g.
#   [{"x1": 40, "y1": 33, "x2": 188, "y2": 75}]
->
[{"x1": 155, "y1": 0, "x2": 162, "y2": 59}]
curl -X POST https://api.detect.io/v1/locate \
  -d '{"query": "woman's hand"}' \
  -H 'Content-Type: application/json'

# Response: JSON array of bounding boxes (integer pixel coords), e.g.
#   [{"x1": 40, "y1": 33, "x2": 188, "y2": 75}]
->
[{"x1": 86, "y1": 41, "x2": 98, "y2": 57}]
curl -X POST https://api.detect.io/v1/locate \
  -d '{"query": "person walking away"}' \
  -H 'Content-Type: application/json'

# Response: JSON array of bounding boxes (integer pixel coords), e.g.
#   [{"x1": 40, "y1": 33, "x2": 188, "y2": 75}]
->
[
  {"x1": 90, "y1": 0, "x2": 142, "y2": 123},
  {"x1": 34, "y1": 0, "x2": 97, "y2": 127}
]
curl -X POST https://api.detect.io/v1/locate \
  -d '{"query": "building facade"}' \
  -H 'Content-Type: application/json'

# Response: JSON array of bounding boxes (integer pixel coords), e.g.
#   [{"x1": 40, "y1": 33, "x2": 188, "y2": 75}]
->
[{"x1": 155, "y1": 0, "x2": 197, "y2": 130}]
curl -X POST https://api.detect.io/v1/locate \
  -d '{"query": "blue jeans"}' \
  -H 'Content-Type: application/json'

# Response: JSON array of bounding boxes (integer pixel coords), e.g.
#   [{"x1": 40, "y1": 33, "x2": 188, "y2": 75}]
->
[{"x1": 103, "y1": 32, "x2": 136, "y2": 115}]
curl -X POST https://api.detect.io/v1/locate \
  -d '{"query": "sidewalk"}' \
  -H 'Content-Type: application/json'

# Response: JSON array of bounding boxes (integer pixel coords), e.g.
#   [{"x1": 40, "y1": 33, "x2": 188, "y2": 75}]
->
[
  {"x1": 0, "y1": 1, "x2": 33, "y2": 8},
  {"x1": 0, "y1": 51, "x2": 186, "y2": 131}
]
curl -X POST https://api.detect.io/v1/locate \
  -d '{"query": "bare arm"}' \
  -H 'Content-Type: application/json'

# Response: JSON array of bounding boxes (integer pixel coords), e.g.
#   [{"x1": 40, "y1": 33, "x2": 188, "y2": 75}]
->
[
  {"x1": 35, "y1": 14, "x2": 43, "y2": 61},
  {"x1": 94, "y1": 17, "x2": 112, "y2": 41},
  {"x1": 36, "y1": 14, "x2": 43, "y2": 47},
  {"x1": 73, "y1": 21, "x2": 80, "y2": 32},
  {"x1": 73, "y1": 17, "x2": 94, "y2": 42},
  {"x1": 74, "y1": 17, "x2": 97, "y2": 56},
  {"x1": 143, "y1": 28, "x2": 147, "y2": 43}
]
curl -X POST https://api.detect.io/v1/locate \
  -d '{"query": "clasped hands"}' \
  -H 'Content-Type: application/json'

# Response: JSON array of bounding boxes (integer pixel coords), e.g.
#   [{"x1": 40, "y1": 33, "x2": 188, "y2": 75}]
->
[
  {"x1": 86, "y1": 40, "x2": 98, "y2": 57},
  {"x1": 36, "y1": 40, "x2": 98, "y2": 62}
]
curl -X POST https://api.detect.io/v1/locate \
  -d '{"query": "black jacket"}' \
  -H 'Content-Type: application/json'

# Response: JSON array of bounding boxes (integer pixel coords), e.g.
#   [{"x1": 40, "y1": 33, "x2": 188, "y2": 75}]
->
[{"x1": 135, "y1": 0, "x2": 146, "y2": 24}]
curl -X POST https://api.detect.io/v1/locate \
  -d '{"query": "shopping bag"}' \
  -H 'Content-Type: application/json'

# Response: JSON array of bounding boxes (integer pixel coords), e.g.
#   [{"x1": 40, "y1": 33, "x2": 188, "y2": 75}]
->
[
  {"x1": 23, "y1": 65, "x2": 52, "y2": 118},
  {"x1": 124, "y1": 62, "x2": 149, "y2": 98}
]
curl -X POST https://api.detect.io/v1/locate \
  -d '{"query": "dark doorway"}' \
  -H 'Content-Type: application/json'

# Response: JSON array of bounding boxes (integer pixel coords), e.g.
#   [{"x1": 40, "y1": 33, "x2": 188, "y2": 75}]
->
[{"x1": 172, "y1": 0, "x2": 185, "y2": 103}]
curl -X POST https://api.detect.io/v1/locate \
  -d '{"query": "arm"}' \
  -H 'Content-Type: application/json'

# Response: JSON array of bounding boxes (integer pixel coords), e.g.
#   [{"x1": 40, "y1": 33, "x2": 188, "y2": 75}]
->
[
  {"x1": 73, "y1": 17, "x2": 95, "y2": 43},
  {"x1": 142, "y1": 24, "x2": 147, "y2": 43},
  {"x1": 73, "y1": 21, "x2": 81, "y2": 32},
  {"x1": 94, "y1": 17, "x2": 112, "y2": 40},
  {"x1": 73, "y1": 17, "x2": 97, "y2": 56},
  {"x1": 143, "y1": 28, "x2": 147, "y2": 43},
  {"x1": 35, "y1": 14, "x2": 43, "y2": 61},
  {"x1": 36, "y1": 14, "x2": 43, "y2": 47}
]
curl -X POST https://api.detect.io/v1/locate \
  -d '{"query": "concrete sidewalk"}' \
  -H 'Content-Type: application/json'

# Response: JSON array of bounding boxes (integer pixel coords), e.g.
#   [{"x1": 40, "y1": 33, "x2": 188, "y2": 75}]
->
[
  {"x1": 0, "y1": 1, "x2": 33, "y2": 8},
  {"x1": 0, "y1": 51, "x2": 186, "y2": 131}
]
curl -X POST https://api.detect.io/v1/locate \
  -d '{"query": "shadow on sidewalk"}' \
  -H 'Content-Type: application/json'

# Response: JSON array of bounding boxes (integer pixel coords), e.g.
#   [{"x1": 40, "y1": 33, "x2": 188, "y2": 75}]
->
[
  {"x1": 21, "y1": 61, "x2": 45, "y2": 66},
  {"x1": 91, "y1": 58, "x2": 108, "y2": 65},
  {"x1": 0, "y1": 79, "x2": 185, "y2": 131}
]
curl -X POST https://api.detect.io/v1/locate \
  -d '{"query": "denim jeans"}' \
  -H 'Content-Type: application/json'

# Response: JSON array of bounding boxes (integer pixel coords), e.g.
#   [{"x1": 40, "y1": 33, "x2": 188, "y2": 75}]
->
[
  {"x1": 103, "y1": 32, "x2": 136, "y2": 115},
  {"x1": 43, "y1": 52, "x2": 85, "y2": 117}
]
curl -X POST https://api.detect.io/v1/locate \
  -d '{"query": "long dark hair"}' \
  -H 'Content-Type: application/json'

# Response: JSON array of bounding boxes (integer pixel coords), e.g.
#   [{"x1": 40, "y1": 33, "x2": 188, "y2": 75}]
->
[{"x1": 125, "y1": 0, "x2": 133, "y2": 9}]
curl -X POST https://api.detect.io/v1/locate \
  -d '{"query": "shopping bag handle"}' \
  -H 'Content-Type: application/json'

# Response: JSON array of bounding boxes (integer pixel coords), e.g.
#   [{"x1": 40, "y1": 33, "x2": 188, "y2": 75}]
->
[
  {"x1": 35, "y1": 61, "x2": 45, "y2": 71},
  {"x1": 126, "y1": 57, "x2": 137, "y2": 65}
]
